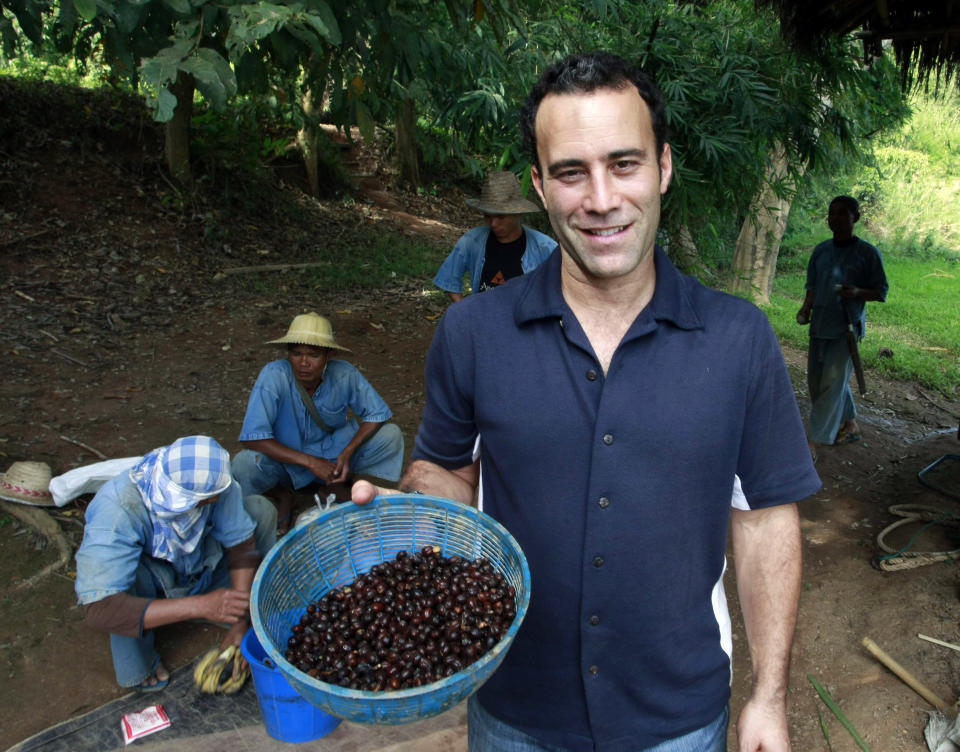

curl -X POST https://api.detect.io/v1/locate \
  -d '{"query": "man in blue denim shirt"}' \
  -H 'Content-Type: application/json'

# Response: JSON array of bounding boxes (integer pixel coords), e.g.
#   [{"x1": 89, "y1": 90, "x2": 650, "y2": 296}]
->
[
  {"x1": 433, "y1": 171, "x2": 556, "y2": 302},
  {"x1": 233, "y1": 313, "x2": 403, "y2": 529},
  {"x1": 75, "y1": 436, "x2": 276, "y2": 690}
]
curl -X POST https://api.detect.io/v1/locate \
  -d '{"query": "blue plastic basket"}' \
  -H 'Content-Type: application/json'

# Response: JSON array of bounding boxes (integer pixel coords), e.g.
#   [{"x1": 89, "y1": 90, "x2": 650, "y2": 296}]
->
[{"x1": 250, "y1": 494, "x2": 531, "y2": 724}]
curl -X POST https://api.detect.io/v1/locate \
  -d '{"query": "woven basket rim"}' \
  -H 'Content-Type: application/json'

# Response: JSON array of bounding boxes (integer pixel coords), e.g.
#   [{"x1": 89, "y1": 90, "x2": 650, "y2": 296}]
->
[{"x1": 250, "y1": 493, "x2": 531, "y2": 705}]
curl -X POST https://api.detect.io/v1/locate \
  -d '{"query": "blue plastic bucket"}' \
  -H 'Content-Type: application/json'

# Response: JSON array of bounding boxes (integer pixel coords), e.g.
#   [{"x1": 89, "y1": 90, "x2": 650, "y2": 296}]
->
[{"x1": 241, "y1": 628, "x2": 342, "y2": 743}]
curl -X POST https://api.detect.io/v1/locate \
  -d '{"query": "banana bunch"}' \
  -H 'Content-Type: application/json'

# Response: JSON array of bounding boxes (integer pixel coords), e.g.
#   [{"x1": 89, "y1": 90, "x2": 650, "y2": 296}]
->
[{"x1": 193, "y1": 644, "x2": 249, "y2": 694}]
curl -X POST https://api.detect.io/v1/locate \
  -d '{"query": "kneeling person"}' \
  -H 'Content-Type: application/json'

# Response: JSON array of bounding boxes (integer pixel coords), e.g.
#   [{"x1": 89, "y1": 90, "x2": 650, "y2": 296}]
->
[
  {"x1": 233, "y1": 313, "x2": 403, "y2": 524},
  {"x1": 74, "y1": 435, "x2": 276, "y2": 691}
]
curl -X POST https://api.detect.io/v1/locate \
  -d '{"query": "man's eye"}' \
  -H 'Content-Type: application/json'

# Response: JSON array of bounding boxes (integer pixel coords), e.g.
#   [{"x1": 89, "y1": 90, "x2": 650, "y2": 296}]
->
[
  {"x1": 612, "y1": 160, "x2": 638, "y2": 172},
  {"x1": 555, "y1": 170, "x2": 583, "y2": 182}
]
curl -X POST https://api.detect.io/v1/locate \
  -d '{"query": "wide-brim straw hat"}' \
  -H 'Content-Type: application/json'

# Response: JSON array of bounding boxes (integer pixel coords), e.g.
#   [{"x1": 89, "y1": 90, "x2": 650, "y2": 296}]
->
[
  {"x1": 465, "y1": 171, "x2": 541, "y2": 215},
  {"x1": 266, "y1": 312, "x2": 351, "y2": 352},
  {"x1": 0, "y1": 461, "x2": 55, "y2": 506}
]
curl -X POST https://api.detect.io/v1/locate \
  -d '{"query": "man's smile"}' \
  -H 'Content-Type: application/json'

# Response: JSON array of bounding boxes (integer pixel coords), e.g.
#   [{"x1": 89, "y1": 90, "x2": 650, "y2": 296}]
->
[{"x1": 583, "y1": 225, "x2": 629, "y2": 237}]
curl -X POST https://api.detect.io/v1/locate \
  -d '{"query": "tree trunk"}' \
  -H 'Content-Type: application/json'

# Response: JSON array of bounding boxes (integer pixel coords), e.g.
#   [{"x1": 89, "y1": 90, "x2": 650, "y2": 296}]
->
[
  {"x1": 730, "y1": 145, "x2": 800, "y2": 305},
  {"x1": 395, "y1": 97, "x2": 420, "y2": 188},
  {"x1": 297, "y1": 56, "x2": 331, "y2": 198},
  {"x1": 164, "y1": 72, "x2": 194, "y2": 184},
  {"x1": 669, "y1": 226, "x2": 705, "y2": 277},
  {"x1": 297, "y1": 86, "x2": 322, "y2": 198}
]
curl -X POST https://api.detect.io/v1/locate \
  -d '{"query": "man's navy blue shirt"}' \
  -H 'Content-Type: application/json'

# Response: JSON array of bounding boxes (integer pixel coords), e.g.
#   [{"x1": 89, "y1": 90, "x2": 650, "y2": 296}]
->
[{"x1": 413, "y1": 248, "x2": 820, "y2": 751}]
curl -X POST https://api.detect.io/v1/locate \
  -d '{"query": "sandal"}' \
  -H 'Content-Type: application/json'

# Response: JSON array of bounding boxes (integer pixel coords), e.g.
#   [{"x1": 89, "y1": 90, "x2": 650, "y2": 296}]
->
[
  {"x1": 834, "y1": 430, "x2": 862, "y2": 446},
  {"x1": 136, "y1": 664, "x2": 169, "y2": 692}
]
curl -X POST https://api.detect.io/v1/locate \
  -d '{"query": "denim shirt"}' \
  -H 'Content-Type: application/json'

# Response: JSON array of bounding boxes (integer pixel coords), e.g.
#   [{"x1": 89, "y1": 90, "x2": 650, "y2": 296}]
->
[
  {"x1": 75, "y1": 473, "x2": 256, "y2": 604},
  {"x1": 433, "y1": 225, "x2": 557, "y2": 294},
  {"x1": 805, "y1": 237, "x2": 888, "y2": 340},
  {"x1": 239, "y1": 358, "x2": 393, "y2": 489}
]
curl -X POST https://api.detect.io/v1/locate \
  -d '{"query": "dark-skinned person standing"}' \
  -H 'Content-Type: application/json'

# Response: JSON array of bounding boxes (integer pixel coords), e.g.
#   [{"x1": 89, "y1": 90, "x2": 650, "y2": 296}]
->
[
  {"x1": 350, "y1": 52, "x2": 820, "y2": 751},
  {"x1": 796, "y1": 195, "x2": 888, "y2": 462}
]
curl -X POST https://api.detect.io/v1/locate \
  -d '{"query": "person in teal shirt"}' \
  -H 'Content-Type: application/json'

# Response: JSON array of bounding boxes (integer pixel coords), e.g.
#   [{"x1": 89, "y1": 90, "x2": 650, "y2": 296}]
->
[{"x1": 796, "y1": 195, "x2": 888, "y2": 461}]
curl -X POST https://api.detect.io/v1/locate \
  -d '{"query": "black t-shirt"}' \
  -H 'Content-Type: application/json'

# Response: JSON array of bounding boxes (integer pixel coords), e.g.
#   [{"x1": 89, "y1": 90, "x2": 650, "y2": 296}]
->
[{"x1": 478, "y1": 232, "x2": 525, "y2": 292}]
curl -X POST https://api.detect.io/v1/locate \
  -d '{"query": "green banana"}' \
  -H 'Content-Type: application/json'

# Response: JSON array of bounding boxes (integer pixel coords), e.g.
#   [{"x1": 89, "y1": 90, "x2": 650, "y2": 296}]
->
[
  {"x1": 192, "y1": 647, "x2": 221, "y2": 689},
  {"x1": 218, "y1": 651, "x2": 250, "y2": 694},
  {"x1": 200, "y1": 645, "x2": 235, "y2": 693},
  {"x1": 194, "y1": 644, "x2": 249, "y2": 694}
]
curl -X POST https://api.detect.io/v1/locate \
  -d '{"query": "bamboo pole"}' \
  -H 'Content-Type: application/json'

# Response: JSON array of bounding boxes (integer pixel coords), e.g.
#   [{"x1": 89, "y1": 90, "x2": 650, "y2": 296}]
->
[{"x1": 861, "y1": 636, "x2": 949, "y2": 710}]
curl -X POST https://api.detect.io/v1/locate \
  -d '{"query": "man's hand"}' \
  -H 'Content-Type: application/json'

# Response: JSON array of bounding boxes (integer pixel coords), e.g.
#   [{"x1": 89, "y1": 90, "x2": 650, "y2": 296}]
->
[
  {"x1": 200, "y1": 587, "x2": 250, "y2": 624},
  {"x1": 737, "y1": 695, "x2": 791, "y2": 751},
  {"x1": 221, "y1": 619, "x2": 249, "y2": 650},
  {"x1": 351, "y1": 479, "x2": 398, "y2": 505},
  {"x1": 332, "y1": 452, "x2": 353, "y2": 483},
  {"x1": 837, "y1": 283, "x2": 860, "y2": 299},
  {"x1": 795, "y1": 308, "x2": 810, "y2": 325},
  {"x1": 304, "y1": 455, "x2": 337, "y2": 483}
]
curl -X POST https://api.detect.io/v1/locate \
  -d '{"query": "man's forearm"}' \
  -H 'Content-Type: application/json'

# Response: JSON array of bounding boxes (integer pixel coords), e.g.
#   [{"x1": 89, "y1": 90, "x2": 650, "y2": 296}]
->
[
  {"x1": 142, "y1": 594, "x2": 215, "y2": 631},
  {"x1": 339, "y1": 421, "x2": 384, "y2": 462},
  {"x1": 242, "y1": 438, "x2": 313, "y2": 469},
  {"x1": 731, "y1": 503, "x2": 802, "y2": 700}
]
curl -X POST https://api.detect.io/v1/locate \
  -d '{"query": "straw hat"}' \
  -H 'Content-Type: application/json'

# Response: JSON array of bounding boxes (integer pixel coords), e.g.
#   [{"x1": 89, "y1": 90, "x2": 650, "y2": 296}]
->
[
  {"x1": 266, "y1": 313, "x2": 351, "y2": 352},
  {"x1": 465, "y1": 171, "x2": 541, "y2": 215},
  {"x1": 0, "y1": 461, "x2": 55, "y2": 506}
]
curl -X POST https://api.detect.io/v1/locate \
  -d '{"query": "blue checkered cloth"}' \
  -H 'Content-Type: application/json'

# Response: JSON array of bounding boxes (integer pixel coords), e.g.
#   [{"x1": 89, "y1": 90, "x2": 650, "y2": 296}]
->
[{"x1": 130, "y1": 436, "x2": 233, "y2": 573}]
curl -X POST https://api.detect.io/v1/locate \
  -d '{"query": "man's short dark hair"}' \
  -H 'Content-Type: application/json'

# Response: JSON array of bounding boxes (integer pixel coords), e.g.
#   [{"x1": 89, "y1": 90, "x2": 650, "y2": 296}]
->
[
  {"x1": 521, "y1": 52, "x2": 667, "y2": 172},
  {"x1": 830, "y1": 195, "x2": 860, "y2": 221}
]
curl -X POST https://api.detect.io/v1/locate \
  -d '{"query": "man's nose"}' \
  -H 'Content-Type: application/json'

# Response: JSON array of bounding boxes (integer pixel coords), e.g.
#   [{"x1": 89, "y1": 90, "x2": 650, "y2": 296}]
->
[{"x1": 583, "y1": 173, "x2": 619, "y2": 214}]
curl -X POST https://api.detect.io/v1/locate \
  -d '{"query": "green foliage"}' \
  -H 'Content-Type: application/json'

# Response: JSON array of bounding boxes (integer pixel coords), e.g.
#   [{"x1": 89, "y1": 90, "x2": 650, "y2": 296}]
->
[{"x1": 781, "y1": 85, "x2": 960, "y2": 272}]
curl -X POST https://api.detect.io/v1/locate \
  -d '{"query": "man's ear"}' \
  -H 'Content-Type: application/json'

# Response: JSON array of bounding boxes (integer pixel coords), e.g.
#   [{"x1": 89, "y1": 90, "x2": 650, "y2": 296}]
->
[
  {"x1": 658, "y1": 143, "x2": 673, "y2": 195},
  {"x1": 531, "y1": 165, "x2": 546, "y2": 205}
]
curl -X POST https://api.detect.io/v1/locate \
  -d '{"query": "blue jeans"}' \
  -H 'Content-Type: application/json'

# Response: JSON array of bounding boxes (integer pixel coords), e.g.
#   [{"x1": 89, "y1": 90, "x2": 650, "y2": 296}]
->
[
  {"x1": 110, "y1": 494, "x2": 276, "y2": 687},
  {"x1": 232, "y1": 423, "x2": 405, "y2": 496},
  {"x1": 467, "y1": 695, "x2": 729, "y2": 752}
]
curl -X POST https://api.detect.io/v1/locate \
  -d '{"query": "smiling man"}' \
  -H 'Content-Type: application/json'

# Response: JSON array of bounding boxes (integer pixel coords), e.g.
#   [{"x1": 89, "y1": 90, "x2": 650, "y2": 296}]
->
[
  {"x1": 232, "y1": 313, "x2": 403, "y2": 531},
  {"x1": 352, "y1": 53, "x2": 819, "y2": 751}
]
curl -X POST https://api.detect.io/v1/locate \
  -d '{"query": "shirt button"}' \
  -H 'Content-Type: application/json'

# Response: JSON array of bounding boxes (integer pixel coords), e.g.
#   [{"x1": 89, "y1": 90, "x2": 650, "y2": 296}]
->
[
  {"x1": 589, "y1": 615, "x2": 600, "y2": 626},
  {"x1": 602, "y1": 434, "x2": 614, "y2": 445},
  {"x1": 592, "y1": 556, "x2": 604, "y2": 568},
  {"x1": 586, "y1": 369, "x2": 598, "y2": 381},
  {"x1": 598, "y1": 497, "x2": 610, "y2": 509},
  {"x1": 589, "y1": 665, "x2": 599, "y2": 675}
]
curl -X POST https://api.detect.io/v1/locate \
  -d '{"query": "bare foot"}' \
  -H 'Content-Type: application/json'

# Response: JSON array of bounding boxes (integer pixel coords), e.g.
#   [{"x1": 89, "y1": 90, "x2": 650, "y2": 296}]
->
[{"x1": 266, "y1": 487, "x2": 295, "y2": 535}]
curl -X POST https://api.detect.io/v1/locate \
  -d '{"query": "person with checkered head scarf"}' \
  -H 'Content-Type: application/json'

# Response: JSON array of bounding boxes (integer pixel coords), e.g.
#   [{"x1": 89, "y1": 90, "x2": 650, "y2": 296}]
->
[{"x1": 75, "y1": 436, "x2": 277, "y2": 691}]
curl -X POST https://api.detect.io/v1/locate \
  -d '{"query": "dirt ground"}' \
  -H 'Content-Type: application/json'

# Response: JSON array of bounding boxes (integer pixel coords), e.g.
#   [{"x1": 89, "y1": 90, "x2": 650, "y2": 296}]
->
[{"x1": 2, "y1": 77, "x2": 960, "y2": 751}]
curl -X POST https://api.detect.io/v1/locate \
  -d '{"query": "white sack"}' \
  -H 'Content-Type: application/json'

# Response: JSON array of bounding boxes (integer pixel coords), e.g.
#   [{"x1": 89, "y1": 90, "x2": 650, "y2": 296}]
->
[{"x1": 49, "y1": 457, "x2": 142, "y2": 507}]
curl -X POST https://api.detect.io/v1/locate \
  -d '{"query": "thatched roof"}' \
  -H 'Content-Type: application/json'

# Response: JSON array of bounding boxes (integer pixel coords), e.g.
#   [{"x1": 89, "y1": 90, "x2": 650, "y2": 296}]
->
[{"x1": 758, "y1": 0, "x2": 960, "y2": 91}]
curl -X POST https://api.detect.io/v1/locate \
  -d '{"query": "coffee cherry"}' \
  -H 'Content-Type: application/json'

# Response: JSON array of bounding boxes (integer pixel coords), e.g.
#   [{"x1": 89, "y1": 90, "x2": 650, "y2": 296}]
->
[{"x1": 283, "y1": 548, "x2": 516, "y2": 692}]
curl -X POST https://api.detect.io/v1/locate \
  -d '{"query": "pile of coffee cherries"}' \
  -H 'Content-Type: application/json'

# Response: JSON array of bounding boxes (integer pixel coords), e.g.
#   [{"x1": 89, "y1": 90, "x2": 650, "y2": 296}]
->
[{"x1": 284, "y1": 546, "x2": 517, "y2": 691}]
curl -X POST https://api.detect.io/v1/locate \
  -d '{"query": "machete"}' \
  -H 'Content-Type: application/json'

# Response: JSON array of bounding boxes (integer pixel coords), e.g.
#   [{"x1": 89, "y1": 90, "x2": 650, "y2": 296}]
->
[{"x1": 838, "y1": 288, "x2": 867, "y2": 395}]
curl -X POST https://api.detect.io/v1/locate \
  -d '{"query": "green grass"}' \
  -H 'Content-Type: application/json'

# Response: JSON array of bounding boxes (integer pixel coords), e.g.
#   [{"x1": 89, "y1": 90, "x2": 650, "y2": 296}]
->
[
  {"x1": 298, "y1": 230, "x2": 449, "y2": 290},
  {"x1": 764, "y1": 256, "x2": 960, "y2": 396}
]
